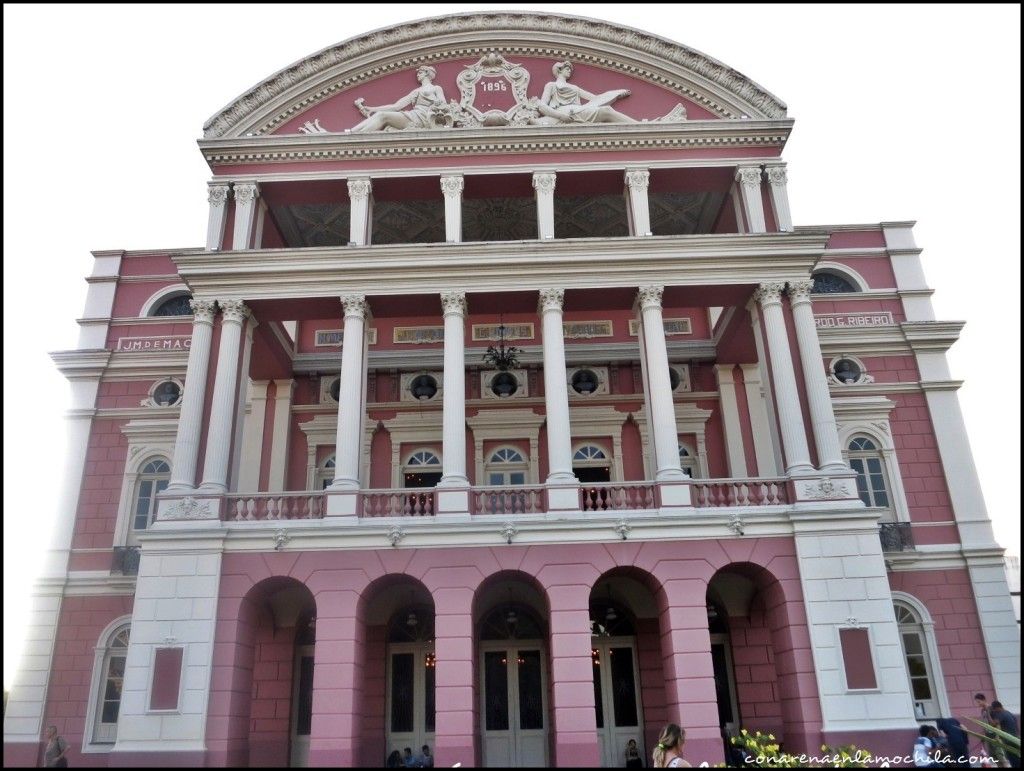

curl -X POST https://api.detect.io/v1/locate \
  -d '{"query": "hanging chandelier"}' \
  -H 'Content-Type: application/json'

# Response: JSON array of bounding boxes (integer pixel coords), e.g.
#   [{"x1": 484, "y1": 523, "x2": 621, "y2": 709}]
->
[{"x1": 483, "y1": 318, "x2": 521, "y2": 372}]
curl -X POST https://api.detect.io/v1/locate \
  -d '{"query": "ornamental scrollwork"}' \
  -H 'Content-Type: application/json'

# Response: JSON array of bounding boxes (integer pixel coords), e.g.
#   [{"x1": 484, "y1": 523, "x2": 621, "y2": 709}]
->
[
  {"x1": 440, "y1": 176, "x2": 464, "y2": 196},
  {"x1": 787, "y1": 280, "x2": 815, "y2": 304},
  {"x1": 161, "y1": 496, "x2": 214, "y2": 521},
  {"x1": 625, "y1": 170, "x2": 650, "y2": 191},
  {"x1": 500, "y1": 522, "x2": 519, "y2": 544},
  {"x1": 233, "y1": 183, "x2": 259, "y2": 204},
  {"x1": 189, "y1": 299, "x2": 217, "y2": 323},
  {"x1": 765, "y1": 166, "x2": 788, "y2": 185},
  {"x1": 613, "y1": 520, "x2": 631, "y2": 541},
  {"x1": 801, "y1": 477, "x2": 853, "y2": 500},
  {"x1": 736, "y1": 167, "x2": 763, "y2": 188},
  {"x1": 386, "y1": 525, "x2": 406, "y2": 547},
  {"x1": 207, "y1": 185, "x2": 230, "y2": 206},
  {"x1": 273, "y1": 529, "x2": 290, "y2": 551},
  {"x1": 728, "y1": 511, "x2": 745, "y2": 536}
]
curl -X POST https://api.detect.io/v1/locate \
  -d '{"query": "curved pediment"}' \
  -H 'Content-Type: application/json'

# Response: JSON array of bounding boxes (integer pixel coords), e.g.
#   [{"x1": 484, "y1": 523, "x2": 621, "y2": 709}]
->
[{"x1": 203, "y1": 11, "x2": 786, "y2": 139}]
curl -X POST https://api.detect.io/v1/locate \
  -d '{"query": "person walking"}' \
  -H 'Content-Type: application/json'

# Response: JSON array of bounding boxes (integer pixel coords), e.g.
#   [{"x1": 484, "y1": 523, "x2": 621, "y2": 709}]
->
[
  {"x1": 989, "y1": 701, "x2": 1020, "y2": 768},
  {"x1": 43, "y1": 726, "x2": 69, "y2": 768},
  {"x1": 652, "y1": 724, "x2": 691, "y2": 768}
]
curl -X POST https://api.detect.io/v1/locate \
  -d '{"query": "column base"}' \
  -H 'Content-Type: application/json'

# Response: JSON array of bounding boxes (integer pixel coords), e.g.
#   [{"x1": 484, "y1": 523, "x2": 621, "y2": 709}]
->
[
  {"x1": 786, "y1": 463, "x2": 818, "y2": 477},
  {"x1": 657, "y1": 480, "x2": 692, "y2": 509},
  {"x1": 546, "y1": 483, "x2": 581, "y2": 512},
  {"x1": 436, "y1": 488, "x2": 470, "y2": 516},
  {"x1": 324, "y1": 490, "x2": 359, "y2": 517},
  {"x1": 820, "y1": 461, "x2": 851, "y2": 474}
]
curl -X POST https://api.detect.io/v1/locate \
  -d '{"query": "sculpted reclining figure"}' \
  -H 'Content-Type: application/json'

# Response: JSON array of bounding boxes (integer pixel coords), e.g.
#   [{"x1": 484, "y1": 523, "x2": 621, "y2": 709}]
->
[
  {"x1": 349, "y1": 65, "x2": 448, "y2": 132},
  {"x1": 529, "y1": 60, "x2": 636, "y2": 125}
]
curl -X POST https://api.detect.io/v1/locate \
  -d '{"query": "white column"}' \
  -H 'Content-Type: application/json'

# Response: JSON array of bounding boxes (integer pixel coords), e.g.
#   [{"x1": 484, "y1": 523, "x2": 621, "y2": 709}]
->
[
  {"x1": 738, "y1": 363, "x2": 778, "y2": 476},
  {"x1": 231, "y1": 182, "x2": 259, "y2": 250},
  {"x1": 330, "y1": 294, "x2": 368, "y2": 491},
  {"x1": 237, "y1": 380, "x2": 269, "y2": 492},
  {"x1": 714, "y1": 364, "x2": 748, "y2": 477},
  {"x1": 168, "y1": 299, "x2": 217, "y2": 490},
  {"x1": 268, "y1": 379, "x2": 294, "y2": 492},
  {"x1": 441, "y1": 175, "x2": 463, "y2": 243},
  {"x1": 206, "y1": 183, "x2": 230, "y2": 250},
  {"x1": 539, "y1": 289, "x2": 575, "y2": 485},
  {"x1": 637, "y1": 286, "x2": 686, "y2": 481},
  {"x1": 788, "y1": 280, "x2": 846, "y2": 472},
  {"x1": 439, "y1": 292, "x2": 469, "y2": 486},
  {"x1": 533, "y1": 172, "x2": 556, "y2": 239},
  {"x1": 624, "y1": 169, "x2": 652, "y2": 236},
  {"x1": 348, "y1": 178, "x2": 372, "y2": 245},
  {"x1": 735, "y1": 166, "x2": 766, "y2": 233},
  {"x1": 764, "y1": 165, "x2": 793, "y2": 232},
  {"x1": 754, "y1": 282, "x2": 814, "y2": 475},
  {"x1": 198, "y1": 300, "x2": 251, "y2": 492}
]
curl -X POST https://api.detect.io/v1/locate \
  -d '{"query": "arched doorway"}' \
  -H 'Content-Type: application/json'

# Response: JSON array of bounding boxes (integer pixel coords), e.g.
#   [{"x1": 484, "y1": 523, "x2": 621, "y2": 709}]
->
[
  {"x1": 589, "y1": 575, "x2": 653, "y2": 767},
  {"x1": 475, "y1": 575, "x2": 550, "y2": 767}
]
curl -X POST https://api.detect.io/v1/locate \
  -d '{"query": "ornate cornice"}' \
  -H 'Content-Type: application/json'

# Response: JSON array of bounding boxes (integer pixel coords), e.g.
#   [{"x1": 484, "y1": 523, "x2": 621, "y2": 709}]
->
[
  {"x1": 347, "y1": 178, "x2": 372, "y2": 201},
  {"x1": 538, "y1": 288, "x2": 565, "y2": 314},
  {"x1": 532, "y1": 172, "x2": 556, "y2": 193},
  {"x1": 341, "y1": 293, "x2": 369, "y2": 318},
  {"x1": 202, "y1": 12, "x2": 787, "y2": 139},
  {"x1": 753, "y1": 280, "x2": 786, "y2": 305},
  {"x1": 440, "y1": 290, "x2": 467, "y2": 317},
  {"x1": 219, "y1": 299, "x2": 251, "y2": 324},
  {"x1": 440, "y1": 175, "x2": 464, "y2": 196}
]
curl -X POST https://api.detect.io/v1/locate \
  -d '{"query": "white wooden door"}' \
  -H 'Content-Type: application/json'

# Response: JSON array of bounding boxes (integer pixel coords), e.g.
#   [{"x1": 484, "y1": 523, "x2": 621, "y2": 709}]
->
[
  {"x1": 593, "y1": 638, "x2": 645, "y2": 768},
  {"x1": 385, "y1": 642, "x2": 436, "y2": 760},
  {"x1": 480, "y1": 642, "x2": 548, "y2": 767},
  {"x1": 290, "y1": 644, "x2": 314, "y2": 767}
]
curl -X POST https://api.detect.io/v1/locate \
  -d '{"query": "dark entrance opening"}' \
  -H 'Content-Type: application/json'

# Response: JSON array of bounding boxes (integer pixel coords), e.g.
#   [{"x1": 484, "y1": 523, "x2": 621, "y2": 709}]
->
[
  {"x1": 574, "y1": 466, "x2": 611, "y2": 483},
  {"x1": 404, "y1": 472, "x2": 442, "y2": 488}
]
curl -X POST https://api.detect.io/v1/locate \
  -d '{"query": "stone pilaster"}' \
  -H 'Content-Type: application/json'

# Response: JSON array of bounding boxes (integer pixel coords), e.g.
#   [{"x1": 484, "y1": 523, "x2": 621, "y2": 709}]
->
[
  {"x1": 231, "y1": 182, "x2": 259, "y2": 249},
  {"x1": 533, "y1": 172, "x2": 556, "y2": 239},
  {"x1": 735, "y1": 166, "x2": 766, "y2": 233},
  {"x1": 765, "y1": 165, "x2": 793, "y2": 231},
  {"x1": 205, "y1": 183, "x2": 230, "y2": 250},
  {"x1": 440, "y1": 175, "x2": 463, "y2": 243},
  {"x1": 347, "y1": 178, "x2": 372, "y2": 246},
  {"x1": 625, "y1": 168, "x2": 652, "y2": 236}
]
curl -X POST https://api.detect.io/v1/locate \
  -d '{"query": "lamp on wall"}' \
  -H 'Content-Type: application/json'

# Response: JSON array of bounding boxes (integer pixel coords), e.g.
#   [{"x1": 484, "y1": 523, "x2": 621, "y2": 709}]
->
[{"x1": 483, "y1": 317, "x2": 521, "y2": 372}]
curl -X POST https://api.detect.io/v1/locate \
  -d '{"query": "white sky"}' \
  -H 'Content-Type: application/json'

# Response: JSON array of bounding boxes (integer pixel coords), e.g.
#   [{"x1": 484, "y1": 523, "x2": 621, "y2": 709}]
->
[{"x1": 3, "y1": 4, "x2": 1020, "y2": 689}]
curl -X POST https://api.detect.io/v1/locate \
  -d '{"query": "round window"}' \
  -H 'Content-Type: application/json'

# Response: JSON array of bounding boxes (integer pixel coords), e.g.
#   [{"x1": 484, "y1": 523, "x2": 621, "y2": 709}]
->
[
  {"x1": 152, "y1": 380, "x2": 182, "y2": 406},
  {"x1": 832, "y1": 358, "x2": 862, "y2": 384},
  {"x1": 571, "y1": 369, "x2": 599, "y2": 395},
  {"x1": 490, "y1": 372, "x2": 519, "y2": 398},
  {"x1": 329, "y1": 377, "x2": 341, "y2": 402},
  {"x1": 669, "y1": 367, "x2": 681, "y2": 391},
  {"x1": 410, "y1": 374, "x2": 439, "y2": 400}
]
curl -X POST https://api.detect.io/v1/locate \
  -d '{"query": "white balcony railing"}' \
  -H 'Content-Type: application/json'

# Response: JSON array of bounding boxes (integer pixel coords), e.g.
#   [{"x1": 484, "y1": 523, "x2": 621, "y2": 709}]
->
[
  {"x1": 580, "y1": 483, "x2": 658, "y2": 512},
  {"x1": 225, "y1": 492, "x2": 325, "y2": 520},
  {"x1": 690, "y1": 478, "x2": 789, "y2": 507},
  {"x1": 471, "y1": 486, "x2": 547, "y2": 515}
]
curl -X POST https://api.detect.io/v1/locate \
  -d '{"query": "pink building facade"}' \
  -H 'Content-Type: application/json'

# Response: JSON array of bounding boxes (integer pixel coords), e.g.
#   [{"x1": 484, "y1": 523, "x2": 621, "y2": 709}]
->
[{"x1": 4, "y1": 12, "x2": 1019, "y2": 768}]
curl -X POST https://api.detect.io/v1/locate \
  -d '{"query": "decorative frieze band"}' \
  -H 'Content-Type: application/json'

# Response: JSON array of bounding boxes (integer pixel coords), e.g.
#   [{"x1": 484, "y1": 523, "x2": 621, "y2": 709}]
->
[
  {"x1": 628, "y1": 317, "x2": 692, "y2": 336},
  {"x1": 563, "y1": 320, "x2": 613, "y2": 339},
  {"x1": 314, "y1": 328, "x2": 379, "y2": 346},
  {"x1": 471, "y1": 323, "x2": 534, "y2": 341},
  {"x1": 394, "y1": 326, "x2": 445, "y2": 344}
]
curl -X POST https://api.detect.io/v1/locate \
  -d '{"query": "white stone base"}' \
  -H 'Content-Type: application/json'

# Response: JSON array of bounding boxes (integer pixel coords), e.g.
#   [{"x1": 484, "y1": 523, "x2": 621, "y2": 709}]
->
[
  {"x1": 658, "y1": 481, "x2": 692, "y2": 509},
  {"x1": 325, "y1": 491, "x2": 359, "y2": 517},
  {"x1": 436, "y1": 488, "x2": 470, "y2": 515},
  {"x1": 546, "y1": 485, "x2": 581, "y2": 511}
]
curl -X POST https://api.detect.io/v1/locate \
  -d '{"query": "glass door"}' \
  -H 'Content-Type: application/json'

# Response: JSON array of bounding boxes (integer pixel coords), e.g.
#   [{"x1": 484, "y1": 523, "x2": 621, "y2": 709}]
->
[
  {"x1": 481, "y1": 644, "x2": 548, "y2": 767},
  {"x1": 592, "y1": 639, "x2": 645, "y2": 767},
  {"x1": 386, "y1": 643, "x2": 436, "y2": 760}
]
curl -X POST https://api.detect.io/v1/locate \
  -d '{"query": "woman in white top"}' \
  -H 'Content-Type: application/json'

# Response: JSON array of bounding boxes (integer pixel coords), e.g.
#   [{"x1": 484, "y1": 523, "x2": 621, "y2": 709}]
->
[{"x1": 652, "y1": 723, "x2": 691, "y2": 768}]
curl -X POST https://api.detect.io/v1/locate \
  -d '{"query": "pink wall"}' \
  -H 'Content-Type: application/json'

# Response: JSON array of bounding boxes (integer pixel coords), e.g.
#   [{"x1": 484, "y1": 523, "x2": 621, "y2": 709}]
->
[
  {"x1": 887, "y1": 569, "x2": 995, "y2": 715},
  {"x1": 819, "y1": 256, "x2": 896, "y2": 289},
  {"x1": 248, "y1": 615, "x2": 294, "y2": 767},
  {"x1": 888, "y1": 393, "x2": 957, "y2": 525},
  {"x1": 40, "y1": 596, "x2": 135, "y2": 768},
  {"x1": 825, "y1": 230, "x2": 886, "y2": 249},
  {"x1": 729, "y1": 607, "x2": 783, "y2": 737},
  {"x1": 73, "y1": 419, "x2": 129, "y2": 551}
]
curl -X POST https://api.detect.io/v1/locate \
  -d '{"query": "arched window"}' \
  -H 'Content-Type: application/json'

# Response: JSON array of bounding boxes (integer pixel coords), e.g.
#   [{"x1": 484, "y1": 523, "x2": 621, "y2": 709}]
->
[
  {"x1": 132, "y1": 458, "x2": 170, "y2": 534},
  {"x1": 151, "y1": 293, "x2": 193, "y2": 317},
  {"x1": 811, "y1": 272, "x2": 858, "y2": 294},
  {"x1": 91, "y1": 624, "x2": 130, "y2": 744},
  {"x1": 678, "y1": 444, "x2": 697, "y2": 479},
  {"x1": 847, "y1": 437, "x2": 890, "y2": 510},
  {"x1": 403, "y1": 449, "x2": 441, "y2": 489},
  {"x1": 894, "y1": 600, "x2": 944, "y2": 719},
  {"x1": 318, "y1": 456, "x2": 335, "y2": 490},
  {"x1": 486, "y1": 446, "x2": 527, "y2": 486},
  {"x1": 573, "y1": 445, "x2": 607, "y2": 463},
  {"x1": 407, "y1": 450, "x2": 441, "y2": 467}
]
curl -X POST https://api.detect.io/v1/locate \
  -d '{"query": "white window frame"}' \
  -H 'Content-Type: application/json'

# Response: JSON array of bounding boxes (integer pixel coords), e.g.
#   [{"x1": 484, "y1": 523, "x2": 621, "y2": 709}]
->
[
  {"x1": 834, "y1": 406, "x2": 911, "y2": 523},
  {"x1": 81, "y1": 617, "x2": 132, "y2": 752},
  {"x1": 141, "y1": 377, "x2": 184, "y2": 408},
  {"x1": 810, "y1": 261, "x2": 869, "y2": 294},
  {"x1": 677, "y1": 442, "x2": 699, "y2": 479},
  {"x1": 114, "y1": 420, "x2": 178, "y2": 547},
  {"x1": 139, "y1": 284, "x2": 193, "y2": 318},
  {"x1": 891, "y1": 593, "x2": 951, "y2": 720},
  {"x1": 844, "y1": 433, "x2": 898, "y2": 521},
  {"x1": 317, "y1": 455, "x2": 336, "y2": 490},
  {"x1": 485, "y1": 446, "x2": 529, "y2": 486}
]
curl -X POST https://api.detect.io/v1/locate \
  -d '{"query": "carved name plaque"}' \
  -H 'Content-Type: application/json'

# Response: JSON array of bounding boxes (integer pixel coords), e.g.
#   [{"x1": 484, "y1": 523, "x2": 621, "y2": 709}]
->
[
  {"x1": 394, "y1": 326, "x2": 445, "y2": 344},
  {"x1": 628, "y1": 318, "x2": 693, "y2": 336},
  {"x1": 118, "y1": 336, "x2": 192, "y2": 352},
  {"x1": 563, "y1": 321, "x2": 613, "y2": 339},
  {"x1": 471, "y1": 323, "x2": 535, "y2": 341},
  {"x1": 315, "y1": 328, "x2": 378, "y2": 346},
  {"x1": 814, "y1": 312, "x2": 894, "y2": 328}
]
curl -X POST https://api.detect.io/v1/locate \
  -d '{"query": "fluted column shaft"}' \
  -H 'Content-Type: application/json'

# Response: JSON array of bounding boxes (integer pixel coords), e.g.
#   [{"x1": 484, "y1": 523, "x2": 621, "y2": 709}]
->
[
  {"x1": 168, "y1": 299, "x2": 217, "y2": 490},
  {"x1": 206, "y1": 184, "x2": 230, "y2": 250},
  {"x1": 199, "y1": 301, "x2": 251, "y2": 491},
  {"x1": 533, "y1": 172, "x2": 556, "y2": 239},
  {"x1": 330, "y1": 295, "x2": 368, "y2": 490},
  {"x1": 231, "y1": 183, "x2": 259, "y2": 249},
  {"x1": 765, "y1": 165, "x2": 793, "y2": 232},
  {"x1": 625, "y1": 169, "x2": 652, "y2": 236},
  {"x1": 348, "y1": 178, "x2": 372, "y2": 246},
  {"x1": 754, "y1": 282, "x2": 814, "y2": 474},
  {"x1": 539, "y1": 289, "x2": 575, "y2": 482},
  {"x1": 637, "y1": 286, "x2": 686, "y2": 480},
  {"x1": 441, "y1": 176, "x2": 463, "y2": 243},
  {"x1": 788, "y1": 280, "x2": 846, "y2": 471},
  {"x1": 439, "y1": 292, "x2": 469, "y2": 486},
  {"x1": 736, "y1": 166, "x2": 766, "y2": 233}
]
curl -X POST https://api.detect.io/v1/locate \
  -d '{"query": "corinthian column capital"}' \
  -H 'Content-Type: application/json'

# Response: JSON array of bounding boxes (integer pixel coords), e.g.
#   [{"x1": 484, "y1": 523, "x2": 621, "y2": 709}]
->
[
  {"x1": 538, "y1": 288, "x2": 565, "y2": 314},
  {"x1": 189, "y1": 298, "x2": 217, "y2": 324},
  {"x1": 341, "y1": 294, "x2": 368, "y2": 319},
  {"x1": 440, "y1": 176, "x2": 464, "y2": 196},
  {"x1": 754, "y1": 281, "x2": 786, "y2": 306},
  {"x1": 532, "y1": 172, "x2": 556, "y2": 194},
  {"x1": 440, "y1": 291, "x2": 467, "y2": 317},
  {"x1": 233, "y1": 182, "x2": 259, "y2": 204},
  {"x1": 736, "y1": 166, "x2": 763, "y2": 188},
  {"x1": 219, "y1": 300, "x2": 251, "y2": 324},
  {"x1": 765, "y1": 165, "x2": 788, "y2": 185},
  {"x1": 636, "y1": 285, "x2": 664, "y2": 310},
  {"x1": 207, "y1": 184, "x2": 230, "y2": 207},
  {"x1": 347, "y1": 178, "x2": 372, "y2": 201},
  {"x1": 787, "y1": 280, "x2": 815, "y2": 305},
  {"x1": 625, "y1": 169, "x2": 650, "y2": 191}
]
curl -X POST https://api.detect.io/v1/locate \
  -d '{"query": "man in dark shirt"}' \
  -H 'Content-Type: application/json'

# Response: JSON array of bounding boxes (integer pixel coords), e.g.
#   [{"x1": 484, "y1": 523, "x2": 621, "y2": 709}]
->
[{"x1": 989, "y1": 701, "x2": 1020, "y2": 767}]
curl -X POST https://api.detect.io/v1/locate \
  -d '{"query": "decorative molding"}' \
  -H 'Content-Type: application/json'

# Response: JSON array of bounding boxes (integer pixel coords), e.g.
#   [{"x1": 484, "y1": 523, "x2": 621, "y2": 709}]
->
[
  {"x1": 728, "y1": 511, "x2": 745, "y2": 536},
  {"x1": 394, "y1": 325, "x2": 445, "y2": 344},
  {"x1": 387, "y1": 525, "x2": 406, "y2": 547},
  {"x1": 347, "y1": 178, "x2": 372, "y2": 201},
  {"x1": 500, "y1": 522, "x2": 518, "y2": 544},
  {"x1": 765, "y1": 166, "x2": 788, "y2": 185},
  {"x1": 636, "y1": 285, "x2": 664, "y2": 310},
  {"x1": 628, "y1": 317, "x2": 693, "y2": 336},
  {"x1": 273, "y1": 529, "x2": 290, "y2": 551},
  {"x1": 532, "y1": 172, "x2": 556, "y2": 193},
  {"x1": 440, "y1": 291, "x2": 467, "y2": 317},
  {"x1": 207, "y1": 185, "x2": 229, "y2": 206},
  {"x1": 563, "y1": 320, "x2": 612, "y2": 339},
  {"x1": 314, "y1": 327, "x2": 378, "y2": 346},
  {"x1": 341, "y1": 294, "x2": 368, "y2": 318},
  {"x1": 160, "y1": 496, "x2": 214, "y2": 521},
  {"x1": 787, "y1": 279, "x2": 815, "y2": 304},
  {"x1": 800, "y1": 477, "x2": 853, "y2": 500},
  {"x1": 219, "y1": 300, "x2": 251, "y2": 324},
  {"x1": 202, "y1": 12, "x2": 787, "y2": 139},
  {"x1": 471, "y1": 323, "x2": 534, "y2": 342},
  {"x1": 538, "y1": 288, "x2": 565, "y2": 313},
  {"x1": 613, "y1": 520, "x2": 631, "y2": 541}
]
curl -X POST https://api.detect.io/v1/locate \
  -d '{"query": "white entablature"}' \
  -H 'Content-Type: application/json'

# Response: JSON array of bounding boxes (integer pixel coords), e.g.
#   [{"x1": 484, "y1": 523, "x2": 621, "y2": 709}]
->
[{"x1": 202, "y1": 11, "x2": 787, "y2": 140}]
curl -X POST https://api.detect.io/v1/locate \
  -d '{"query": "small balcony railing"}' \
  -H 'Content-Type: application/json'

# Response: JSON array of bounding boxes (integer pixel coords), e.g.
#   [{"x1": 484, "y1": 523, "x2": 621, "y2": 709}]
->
[
  {"x1": 362, "y1": 489, "x2": 436, "y2": 517},
  {"x1": 225, "y1": 493, "x2": 326, "y2": 521},
  {"x1": 111, "y1": 545, "x2": 140, "y2": 575},
  {"x1": 691, "y1": 478, "x2": 789, "y2": 507},
  {"x1": 472, "y1": 486, "x2": 547, "y2": 515},
  {"x1": 879, "y1": 522, "x2": 914, "y2": 552},
  {"x1": 580, "y1": 483, "x2": 658, "y2": 512}
]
